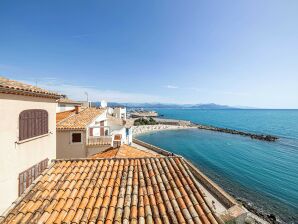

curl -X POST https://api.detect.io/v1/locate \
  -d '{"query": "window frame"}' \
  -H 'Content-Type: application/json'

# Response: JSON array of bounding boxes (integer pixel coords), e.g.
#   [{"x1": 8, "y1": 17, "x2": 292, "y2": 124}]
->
[{"x1": 70, "y1": 132, "x2": 83, "y2": 144}]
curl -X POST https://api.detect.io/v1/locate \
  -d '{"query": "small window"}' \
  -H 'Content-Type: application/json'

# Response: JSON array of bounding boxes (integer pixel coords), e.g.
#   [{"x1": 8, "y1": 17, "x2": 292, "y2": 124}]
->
[
  {"x1": 72, "y1": 133, "x2": 82, "y2": 143},
  {"x1": 105, "y1": 130, "x2": 109, "y2": 136}
]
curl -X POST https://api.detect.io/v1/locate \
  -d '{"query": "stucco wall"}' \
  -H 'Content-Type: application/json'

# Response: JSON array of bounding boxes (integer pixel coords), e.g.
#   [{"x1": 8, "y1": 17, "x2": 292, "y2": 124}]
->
[
  {"x1": 56, "y1": 104, "x2": 75, "y2": 112},
  {"x1": 56, "y1": 131, "x2": 86, "y2": 159},
  {"x1": 0, "y1": 93, "x2": 57, "y2": 214},
  {"x1": 87, "y1": 145, "x2": 111, "y2": 157}
]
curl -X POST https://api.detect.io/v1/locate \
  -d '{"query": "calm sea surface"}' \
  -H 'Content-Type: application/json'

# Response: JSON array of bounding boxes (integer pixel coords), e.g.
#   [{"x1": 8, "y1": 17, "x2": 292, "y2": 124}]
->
[{"x1": 136, "y1": 109, "x2": 298, "y2": 223}]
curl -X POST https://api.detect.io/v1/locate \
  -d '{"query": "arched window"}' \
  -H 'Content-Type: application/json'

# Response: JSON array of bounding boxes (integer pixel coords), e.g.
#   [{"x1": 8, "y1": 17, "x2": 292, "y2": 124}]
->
[{"x1": 19, "y1": 109, "x2": 48, "y2": 141}]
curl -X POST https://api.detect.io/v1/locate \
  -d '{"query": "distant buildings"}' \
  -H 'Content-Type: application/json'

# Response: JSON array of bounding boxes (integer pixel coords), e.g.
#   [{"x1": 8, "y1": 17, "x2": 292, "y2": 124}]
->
[
  {"x1": 112, "y1": 107, "x2": 126, "y2": 120},
  {"x1": 130, "y1": 110, "x2": 158, "y2": 118},
  {"x1": 0, "y1": 77, "x2": 61, "y2": 214}
]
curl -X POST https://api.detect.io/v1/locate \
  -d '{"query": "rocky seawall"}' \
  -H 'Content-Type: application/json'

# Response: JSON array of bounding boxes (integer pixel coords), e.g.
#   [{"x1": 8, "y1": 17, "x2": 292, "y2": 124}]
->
[
  {"x1": 196, "y1": 124, "x2": 278, "y2": 142},
  {"x1": 133, "y1": 117, "x2": 279, "y2": 142}
]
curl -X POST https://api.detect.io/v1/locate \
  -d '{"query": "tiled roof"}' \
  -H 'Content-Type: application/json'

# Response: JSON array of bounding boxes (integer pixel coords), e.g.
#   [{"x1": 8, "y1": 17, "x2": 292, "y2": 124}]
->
[
  {"x1": 91, "y1": 145, "x2": 160, "y2": 159},
  {"x1": 57, "y1": 108, "x2": 106, "y2": 131},
  {"x1": 0, "y1": 77, "x2": 62, "y2": 99},
  {"x1": 57, "y1": 98, "x2": 82, "y2": 104},
  {"x1": 0, "y1": 157, "x2": 221, "y2": 224},
  {"x1": 56, "y1": 109, "x2": 76, "y2": 124}
]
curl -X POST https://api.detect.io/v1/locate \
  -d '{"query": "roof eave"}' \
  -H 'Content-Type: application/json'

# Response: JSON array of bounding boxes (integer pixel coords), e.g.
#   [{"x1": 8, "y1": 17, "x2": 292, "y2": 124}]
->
[{"x1": 0, "y1": 87, "x2": 62, "y2": 99}]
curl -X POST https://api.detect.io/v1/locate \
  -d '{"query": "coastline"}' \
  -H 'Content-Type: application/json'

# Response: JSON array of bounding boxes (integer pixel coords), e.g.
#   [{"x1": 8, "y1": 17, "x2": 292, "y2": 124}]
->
[
  {"x1": 131, "y1": 119, "x2": 278, "y2": 142},
  {"x1": 131, "y1": 121, "x2": 282, "y2": 223},
  {"x1": 132, "y1": 124, "x2": 195, "y2": 136},
  {"x1": 131, "y1": 138, "x2": 271, "y2": 224}
]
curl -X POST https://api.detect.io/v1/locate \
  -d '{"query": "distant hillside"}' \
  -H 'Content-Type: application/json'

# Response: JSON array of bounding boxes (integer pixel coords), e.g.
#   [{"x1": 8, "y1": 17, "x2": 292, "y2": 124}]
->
[
  {"x1": 92, "y1": 102, "x2": 242, "y2": 109},
  {"x1": 190, "y1": 103, "x2": 237, "y2": 109}
]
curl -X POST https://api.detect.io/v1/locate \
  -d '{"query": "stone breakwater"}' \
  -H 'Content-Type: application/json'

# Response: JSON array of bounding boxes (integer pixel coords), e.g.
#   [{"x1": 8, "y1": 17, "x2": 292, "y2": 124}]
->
[
  {"x1": 132, "y1": 117, "x2": 278, "y2": 142},
  {"x1": 196, "y1": 124, "x2": 278, "y2": 142}
]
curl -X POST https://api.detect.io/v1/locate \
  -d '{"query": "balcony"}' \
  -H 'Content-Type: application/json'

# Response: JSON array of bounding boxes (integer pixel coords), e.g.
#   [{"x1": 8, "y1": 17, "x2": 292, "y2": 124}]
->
[{"x1": 87, "y1": 136, "x2": 112, "y2": 146}]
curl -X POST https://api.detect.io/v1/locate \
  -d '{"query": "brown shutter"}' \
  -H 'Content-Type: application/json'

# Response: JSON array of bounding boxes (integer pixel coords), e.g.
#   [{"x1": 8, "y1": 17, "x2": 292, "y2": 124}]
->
[{"x1": 19, "y1": 110, "x2": 48, "y2": 141}]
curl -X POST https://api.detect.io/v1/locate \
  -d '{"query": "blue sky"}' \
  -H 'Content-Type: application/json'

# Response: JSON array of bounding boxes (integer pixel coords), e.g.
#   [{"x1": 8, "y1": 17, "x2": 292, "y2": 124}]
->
[{"x1": 0, "y1": 0, "x2": 298, "y2": 108}]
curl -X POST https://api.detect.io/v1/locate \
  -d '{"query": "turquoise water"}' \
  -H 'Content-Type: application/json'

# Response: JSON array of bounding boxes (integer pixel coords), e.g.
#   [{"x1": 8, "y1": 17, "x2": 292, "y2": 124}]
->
[{"x1": 137, "y1": 109, "x2": 298, "y2": 223}]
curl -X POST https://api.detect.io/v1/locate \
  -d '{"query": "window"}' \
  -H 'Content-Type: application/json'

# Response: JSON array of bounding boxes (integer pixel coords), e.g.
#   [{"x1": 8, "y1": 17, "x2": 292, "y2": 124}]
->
[
  {"x1": 105, "y1": 129, "x2": 109, "y2": 136},
  {"x1": 19, "y1": 109, "x2": 48, "y2": 141},
  {"x1": 19, "y1": 159, "x2": 48, "y2": 196},
  {"x1": 72, "y1": 133, "x2": 82, "y2": 143}
]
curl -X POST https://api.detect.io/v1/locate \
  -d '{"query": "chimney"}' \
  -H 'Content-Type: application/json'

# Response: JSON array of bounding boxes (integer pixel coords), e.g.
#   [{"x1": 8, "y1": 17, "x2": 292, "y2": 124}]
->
[{"x1": 75, "y1": 105, "x2": 80, "y2": 114}]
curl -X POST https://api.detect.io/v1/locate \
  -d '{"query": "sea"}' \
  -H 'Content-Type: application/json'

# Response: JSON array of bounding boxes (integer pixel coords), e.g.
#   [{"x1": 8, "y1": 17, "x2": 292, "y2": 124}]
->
[{"x1": 136, "y1": 109, "x2": 298, "y2": 223}]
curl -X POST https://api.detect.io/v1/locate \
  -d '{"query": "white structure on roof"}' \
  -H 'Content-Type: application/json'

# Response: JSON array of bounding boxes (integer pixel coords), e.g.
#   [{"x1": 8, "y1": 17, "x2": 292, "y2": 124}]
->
[
  {"x1": 56, "y1": 97, "x2": 83, "y2": 112},
  {"x1": 100, "y1": 100, "x2": 107, "y2": 108},
  {"x1": 113, "y1": 107, "x2": 126, "y2": 120},
  {"x1": 0, "y1": 77, "x2": 61, "y2": 214}
]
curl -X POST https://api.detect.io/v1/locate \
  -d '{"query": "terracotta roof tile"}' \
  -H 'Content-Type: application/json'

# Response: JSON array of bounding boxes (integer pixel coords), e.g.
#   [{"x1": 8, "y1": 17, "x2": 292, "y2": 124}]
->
[
  {"x1": 0, "y1": 157, "x2": 222, "y2": 224},
  {"x1": 0, "y1": 76, "x2": 62, "y2": 99},
  {"x1": 91, "y1": 144, "x2": 160, "y2": 159},
  {"x1": 57, "y1": 107, "x2": 106, "y2": 130},
  {"x1": 56, "y1": 109, "x2": 76, "y2": 123}
]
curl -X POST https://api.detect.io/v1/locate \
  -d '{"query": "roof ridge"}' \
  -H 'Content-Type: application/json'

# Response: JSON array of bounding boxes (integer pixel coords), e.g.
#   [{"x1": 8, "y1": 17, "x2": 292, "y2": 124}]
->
[{"x1": 52, "y1": 156, "x2": 182, "y2": 162}]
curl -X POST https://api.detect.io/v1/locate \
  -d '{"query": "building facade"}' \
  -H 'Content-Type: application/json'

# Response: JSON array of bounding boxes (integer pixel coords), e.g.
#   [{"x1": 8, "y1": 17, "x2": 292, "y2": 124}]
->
[
  {"x1": 0, "y1": 77, "x2": 61, "y2": 214},
  {"x1": 56, "y1": 107, "x2": 132, "y2": 159}
]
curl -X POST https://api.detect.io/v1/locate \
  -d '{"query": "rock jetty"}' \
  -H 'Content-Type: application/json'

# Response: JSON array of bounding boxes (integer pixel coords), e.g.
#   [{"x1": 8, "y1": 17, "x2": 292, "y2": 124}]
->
[
  {"x1": 135, "y1": 117, "x2": 279, "y2": 142},
  {"x1": 196, "y1": 125, "x2": 278, "y2": 142}
]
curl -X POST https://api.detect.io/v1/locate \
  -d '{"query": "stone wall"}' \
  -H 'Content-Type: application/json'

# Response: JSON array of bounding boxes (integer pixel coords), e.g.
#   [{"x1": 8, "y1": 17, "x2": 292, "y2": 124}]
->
[{"x1": 132, "y1": 138, "x2": 174, "y2": 156}]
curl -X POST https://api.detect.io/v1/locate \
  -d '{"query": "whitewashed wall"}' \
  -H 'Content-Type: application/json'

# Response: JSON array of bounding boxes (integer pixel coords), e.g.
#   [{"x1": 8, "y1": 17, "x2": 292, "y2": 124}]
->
[{"x1": 0, "y1": 93, "x2": 57, "y2": 214}]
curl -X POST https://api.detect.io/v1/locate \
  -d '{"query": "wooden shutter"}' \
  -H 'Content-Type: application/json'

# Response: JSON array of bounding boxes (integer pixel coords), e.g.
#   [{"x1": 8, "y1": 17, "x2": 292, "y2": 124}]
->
[
  {"x1": 18, "y1": 159, "x2": 48, "y2": 195},
  {"x1": 19, "y1": 109, "x2": 48, "y2": 141},
  {"x1": 100, "y1": 121, "x2": 104, "y2": 136},
  {"x1": 89, "y1": 128, "x2": 93, "y2": 137}
]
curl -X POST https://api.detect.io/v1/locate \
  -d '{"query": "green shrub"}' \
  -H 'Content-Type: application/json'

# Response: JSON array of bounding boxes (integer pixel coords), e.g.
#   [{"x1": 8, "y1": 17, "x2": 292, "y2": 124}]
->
[{"x1": 134, "y1": 117, "x2": 158, "y2": 126}]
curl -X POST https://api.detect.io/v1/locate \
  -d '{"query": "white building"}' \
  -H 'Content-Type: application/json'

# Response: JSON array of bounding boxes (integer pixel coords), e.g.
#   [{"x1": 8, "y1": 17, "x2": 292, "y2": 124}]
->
[
  {"x1": 113, "y1": 107, "x2": 126, "y2": 120},
  {"x1": 56, "y1": 97, "x2": 84, "y2": 112},
  {"x1": 56, "y1": 107, "x2": 132, "y2": 159},
  {"x1": 0, "y1": 77, "x2": 61, "y2": 214},
  {"x1": 100, "y1": 100, "x2": 107, "y2": 108}
]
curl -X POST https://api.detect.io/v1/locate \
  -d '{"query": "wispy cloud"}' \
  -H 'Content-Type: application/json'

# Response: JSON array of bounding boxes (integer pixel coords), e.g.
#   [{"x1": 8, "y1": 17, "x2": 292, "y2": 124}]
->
[
  {"x1": 183, "y1": 86, "x2": 249, "y2": 96},
  {"x1": 165, "y1": 85, "x2": 179, "y2": 89},
  {"x1": 20, "y1": 78, "x2": 172, "y2": 103}
]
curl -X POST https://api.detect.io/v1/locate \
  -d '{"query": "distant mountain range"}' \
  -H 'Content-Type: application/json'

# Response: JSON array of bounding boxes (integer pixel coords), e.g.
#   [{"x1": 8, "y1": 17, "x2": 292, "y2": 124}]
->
[{"x1": 92, "y1": 102, "x2": 255, "y2": 109}]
